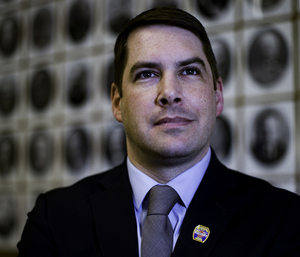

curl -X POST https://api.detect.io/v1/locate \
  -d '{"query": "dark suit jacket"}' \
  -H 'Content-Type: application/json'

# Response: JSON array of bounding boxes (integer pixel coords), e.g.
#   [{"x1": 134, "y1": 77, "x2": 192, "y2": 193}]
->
[{"x1": 17, "y1": 152, "x2": 300, "y2": 256}]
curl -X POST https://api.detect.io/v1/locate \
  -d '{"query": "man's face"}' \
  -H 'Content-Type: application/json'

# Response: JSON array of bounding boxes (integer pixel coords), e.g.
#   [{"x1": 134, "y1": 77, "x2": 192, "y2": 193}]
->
[{"x1": 112, "y1": 25, "x2": 223, "y2": 167}]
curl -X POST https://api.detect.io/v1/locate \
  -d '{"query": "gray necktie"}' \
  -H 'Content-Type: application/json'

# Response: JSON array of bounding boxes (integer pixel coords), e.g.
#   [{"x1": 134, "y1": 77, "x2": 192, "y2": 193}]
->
[{"x1": 141, "y1": 185, "x2": 180, "y2": 257}]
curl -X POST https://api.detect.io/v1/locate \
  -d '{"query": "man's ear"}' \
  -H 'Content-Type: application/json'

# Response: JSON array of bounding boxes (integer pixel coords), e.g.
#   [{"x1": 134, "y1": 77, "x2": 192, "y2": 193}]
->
[
  {"x1": 111, "y1": 83, "x2": 122, "y2": 122},
  {"x1": 215, "y1": 77, "x2": 224, "y2": 117}
]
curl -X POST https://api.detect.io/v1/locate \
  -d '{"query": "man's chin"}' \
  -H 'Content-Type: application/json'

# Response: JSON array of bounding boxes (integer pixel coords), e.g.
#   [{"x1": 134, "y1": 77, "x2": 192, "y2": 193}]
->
[{"x1": 152, "y1": 146, "x2": 196, "y2": 162}]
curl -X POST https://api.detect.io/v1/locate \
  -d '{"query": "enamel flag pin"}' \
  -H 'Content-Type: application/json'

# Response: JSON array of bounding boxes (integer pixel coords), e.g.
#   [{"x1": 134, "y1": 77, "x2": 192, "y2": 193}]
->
[{"x1": 193, "y1": 225, "x2": 210, "y2": 243}]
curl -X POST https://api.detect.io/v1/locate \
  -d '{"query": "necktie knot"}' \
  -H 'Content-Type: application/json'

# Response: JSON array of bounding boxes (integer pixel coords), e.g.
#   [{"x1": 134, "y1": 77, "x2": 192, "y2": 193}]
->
[{"x1": 147, "y1": 185, "x2": 179, "y2": 216}]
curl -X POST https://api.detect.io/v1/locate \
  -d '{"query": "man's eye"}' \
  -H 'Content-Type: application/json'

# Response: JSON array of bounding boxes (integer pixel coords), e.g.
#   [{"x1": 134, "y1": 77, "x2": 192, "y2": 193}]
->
[
  {"x1": 136, "y1": 71, "x2": 156, "y2": 79},
  {"x1": 182, "y1": 68, "x2": 199, "y2": 75}
]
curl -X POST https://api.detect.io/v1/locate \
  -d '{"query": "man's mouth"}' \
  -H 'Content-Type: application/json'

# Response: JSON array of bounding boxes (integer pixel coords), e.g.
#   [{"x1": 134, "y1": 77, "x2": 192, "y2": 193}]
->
[{"x1": 154, "y1": 116, "x2": 193, "y2": 126}]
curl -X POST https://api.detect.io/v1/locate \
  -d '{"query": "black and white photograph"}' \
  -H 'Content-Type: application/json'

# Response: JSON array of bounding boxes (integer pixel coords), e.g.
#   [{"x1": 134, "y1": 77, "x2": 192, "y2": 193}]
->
[
  {"x1": 194, "y1": 0, "x2": 235, "y2": 25},
  {"x1": 210, "y1": 32, "x2": 235, "y2": 97},
  {"x1": 103, "y1": 123, "x2": 126, "y2": 167},
  {"x1": 248, "y1": 28, "x2": 288, "y2": 86},
  {"x1": 244, "y1": 0, "x2": 291, "y2": 20},
  {"x1": 0, "y1": 75, "x2": 17, "y2": 117},
  {"x1": 65, "y1": 127, "x2": 90, "y2": 174},
  {"x1": 210, "y1": 115, "x2": 232, "y2": 162},
  {"x1": 66, "y1": 62, "x2": 90, "y2": 109},
  {"x1": 107, "y1": 0, "x2": 132, "y2": 34},
  {"x1": 0, "y1": 195, "x2": 16, "y2": 239},
  {"x1": 68, "y1": 0, "x2": 92, "y2": 44},
  {"x1": 0, "y1": 133, "x2": 16, "y2": 178},
  {"x1": 244, "y1": 22, "x2": 293, "y2": 95},
  {"x1": 196, "y1": 0, "x2": 230, "y2": 19},
  {"x1": 105, "y1": 58, "x2": 114, "y2": 100},
  {"x1": 249, "y1": 0, "x2": 284, "y2": 11},
  {"x1": 31, "y1": 6, "x2": 54, "y2": 51},
  {"x1": 245, "y1": 102, "x2": 296, "y2": 175},
  {"x1": 211, "y1": 38, "x2": 231, "y2": 86},
  {"x1": 29, "y1": 130, "x2": 52, "y2": 176},
  {"x1": 250, "y1": 108, "x2": 289, "y2": 165},
  {"x1": 30, "y1": 68, "x2": 53, "y2": 112},
  {"x1": 147, "y1": 0, "x2": 179, "y2": 8},
  {"x1": 0, "y1": 15, "x2": 19, "y2": 58}
]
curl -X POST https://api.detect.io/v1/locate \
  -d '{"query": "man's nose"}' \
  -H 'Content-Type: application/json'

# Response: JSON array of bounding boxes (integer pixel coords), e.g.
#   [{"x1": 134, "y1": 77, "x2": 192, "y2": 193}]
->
[{"x1": 156, "y1": 73, "x2": 182, "y2": 107}]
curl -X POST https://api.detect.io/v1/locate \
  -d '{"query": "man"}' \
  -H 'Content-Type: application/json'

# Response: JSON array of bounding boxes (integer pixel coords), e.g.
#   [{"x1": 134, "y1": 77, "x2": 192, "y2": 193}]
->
[{"x1": 17, "y1": 7, "x2": 300, "y2": 257}]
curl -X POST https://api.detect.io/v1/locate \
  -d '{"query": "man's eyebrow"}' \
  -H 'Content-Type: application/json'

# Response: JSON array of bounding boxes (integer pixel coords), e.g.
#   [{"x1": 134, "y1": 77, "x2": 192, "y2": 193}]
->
[
  {"x1": 130, "y1": 62, "x2": 162, "y2": 75},
  {"x1": 177, "y1": 57, "x2": 206, "y2": 70},
  {"x1": 129, "y1": 57, "x2": 206, "y2": 75}
]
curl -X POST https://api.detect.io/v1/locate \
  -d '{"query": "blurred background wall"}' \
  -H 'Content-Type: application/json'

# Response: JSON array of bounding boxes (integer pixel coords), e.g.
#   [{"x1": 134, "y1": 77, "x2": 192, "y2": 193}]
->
[{"x1": 0, "y1": 0, "x2": 299, "y2": 255}]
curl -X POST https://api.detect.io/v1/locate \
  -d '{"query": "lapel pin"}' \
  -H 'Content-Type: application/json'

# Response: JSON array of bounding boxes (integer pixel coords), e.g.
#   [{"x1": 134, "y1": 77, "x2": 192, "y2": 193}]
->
[{"x1": 193, "y1": 225, "x2": 210, "y2": 243}]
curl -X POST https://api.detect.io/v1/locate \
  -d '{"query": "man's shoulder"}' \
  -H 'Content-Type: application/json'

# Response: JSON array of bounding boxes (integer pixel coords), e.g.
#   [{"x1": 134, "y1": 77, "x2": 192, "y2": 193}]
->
[
  {"x1": 226, "y1": 167, "x2": 300, "y2": 208},
  {"x1": 232, "y1": 167, "x2": 296, "y2": 193},
  {"x1": 210, "y1": 154, "x2": 299, "y2": 201},
  {"x1": 44, "y1": 162, "x2": 127, "y2": 202}
]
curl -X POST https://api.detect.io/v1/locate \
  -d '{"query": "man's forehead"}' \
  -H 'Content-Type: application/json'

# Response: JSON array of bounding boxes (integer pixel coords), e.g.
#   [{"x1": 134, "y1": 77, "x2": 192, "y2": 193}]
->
[
  {"x1": 126, "y1": 24, "x2": 205, "y2": 55},
  {"x1": 129, "y1": 24, "x2": 203, "y2": 44}
]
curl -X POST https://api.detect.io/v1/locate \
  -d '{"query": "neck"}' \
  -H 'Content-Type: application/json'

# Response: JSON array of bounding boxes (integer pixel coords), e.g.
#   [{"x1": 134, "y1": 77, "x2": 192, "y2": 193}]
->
[{"x1": 127, "y1": 147, "x2": 209, "y2": 184}]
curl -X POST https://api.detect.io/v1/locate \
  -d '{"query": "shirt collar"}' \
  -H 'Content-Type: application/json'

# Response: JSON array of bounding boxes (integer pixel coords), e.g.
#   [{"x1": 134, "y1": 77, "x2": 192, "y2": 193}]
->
[{"x1": 127, "y1": 148, "x2": 211, "y2": 210}]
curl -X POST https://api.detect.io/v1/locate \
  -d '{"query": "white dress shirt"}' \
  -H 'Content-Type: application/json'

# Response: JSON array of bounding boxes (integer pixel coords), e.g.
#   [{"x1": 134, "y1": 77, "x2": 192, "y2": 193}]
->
[{"x1": 127, "y1": 148, "x2": 211, "y2": 256}]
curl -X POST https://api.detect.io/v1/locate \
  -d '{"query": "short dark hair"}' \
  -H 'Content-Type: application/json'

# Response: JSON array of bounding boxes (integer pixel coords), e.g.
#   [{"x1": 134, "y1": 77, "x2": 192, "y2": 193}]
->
[{"x1": 113, "y1": 7, "x2": 219, "y2": 97}]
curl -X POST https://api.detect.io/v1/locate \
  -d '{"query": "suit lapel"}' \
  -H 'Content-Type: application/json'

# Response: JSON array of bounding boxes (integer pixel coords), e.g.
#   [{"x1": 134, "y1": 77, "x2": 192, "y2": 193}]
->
[
  {"x1": 173, "y1": 152, "x2": 240, "y2": 257},
  {"x1": 89, "y1": 163, "x2": 139, "y2": 257}
]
